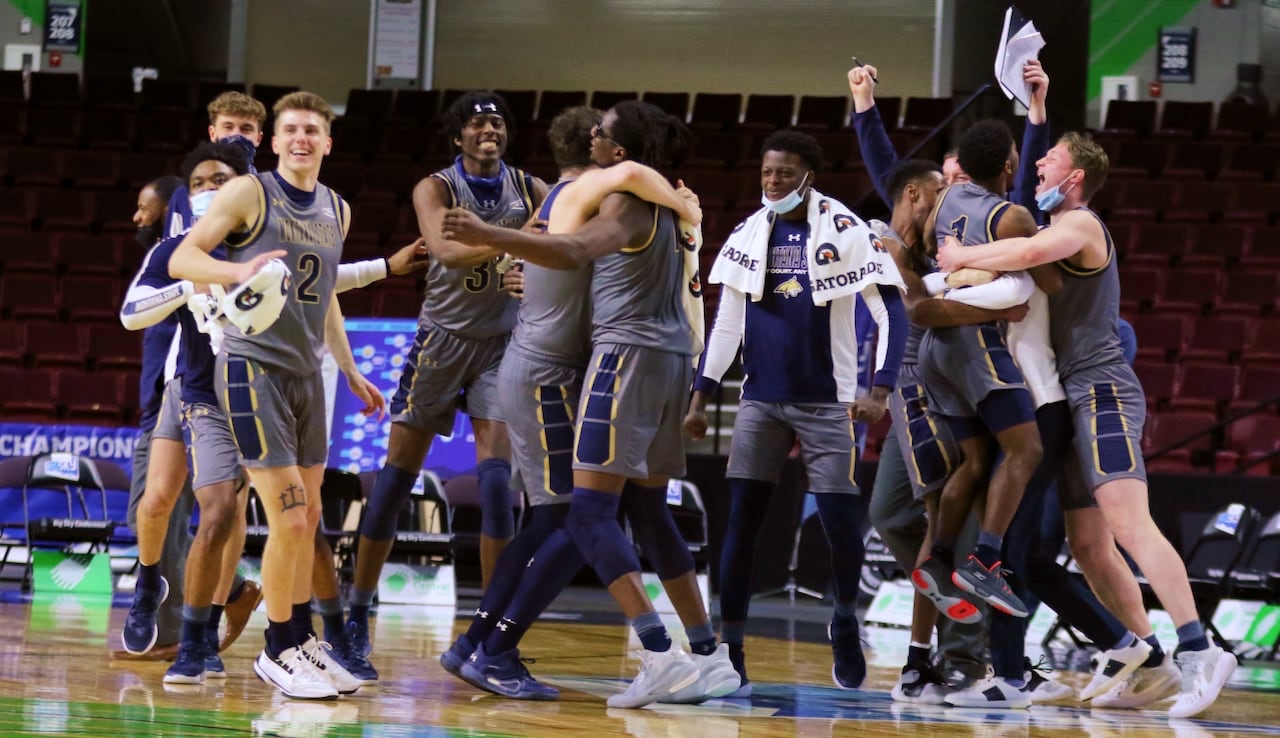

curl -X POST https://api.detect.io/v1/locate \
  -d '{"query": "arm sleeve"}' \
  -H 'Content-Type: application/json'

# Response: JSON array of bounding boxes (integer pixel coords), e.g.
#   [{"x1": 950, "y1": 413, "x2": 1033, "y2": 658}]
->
[
  {"x1": 1014, "y1": 120, "x2": 1051, "y2": 222},
  {"x1": 943, "y1": 270, "x2": 1034, "y2": 310},
  {"x1": 863, "y1": 283, "x2": 907, "y2": 389},
  {"x1": 852, "y1": 105, "x2": 900, "y2": 205},
  {"x1": 693, "y1": 287, "x2": 746, "y2": 395},
  {"x1": 335, "y1": 258, "x2": 390, "y2": 293},
  {"x1": 922, "y1": 272, "x2": 949, "y2": 296},
  {"x1": 120, "y1": 280, "x2": 194, "y2": 330}
]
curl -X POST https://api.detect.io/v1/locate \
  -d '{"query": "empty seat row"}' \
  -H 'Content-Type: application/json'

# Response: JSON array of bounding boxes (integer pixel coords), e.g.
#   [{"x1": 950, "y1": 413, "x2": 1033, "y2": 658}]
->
[
  {"x1": 1100, "y1": 99, "x2": 1280, "y2": 142},
  {"x1": 1127, "y1": 315, "x2": 1280, "y2": 363},
  {"x1": 0, "y1": 365, "x2": 140, "y2": 425}
]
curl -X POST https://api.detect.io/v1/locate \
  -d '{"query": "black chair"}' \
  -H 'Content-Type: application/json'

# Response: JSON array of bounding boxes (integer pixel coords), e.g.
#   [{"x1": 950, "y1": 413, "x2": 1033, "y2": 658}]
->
[
  {"x1": 0, "y1": 453, "x2": 129, "y2": 590},
  {"x1": 1226, "y1": 511, "x2": 1280, "y2": 606}
]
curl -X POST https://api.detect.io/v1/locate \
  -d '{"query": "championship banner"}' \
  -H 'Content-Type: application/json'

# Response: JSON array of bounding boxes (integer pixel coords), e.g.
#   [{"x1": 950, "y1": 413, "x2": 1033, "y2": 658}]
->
[{"x1": 0, "y1": 423, "x2": 139, "y2": 473}]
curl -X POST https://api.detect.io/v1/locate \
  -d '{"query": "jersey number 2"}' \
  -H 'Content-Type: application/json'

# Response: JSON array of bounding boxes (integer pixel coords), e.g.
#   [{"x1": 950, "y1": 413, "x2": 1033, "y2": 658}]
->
[{"x1": 297, "y1": 253, "x2": 322, "y2": 303}]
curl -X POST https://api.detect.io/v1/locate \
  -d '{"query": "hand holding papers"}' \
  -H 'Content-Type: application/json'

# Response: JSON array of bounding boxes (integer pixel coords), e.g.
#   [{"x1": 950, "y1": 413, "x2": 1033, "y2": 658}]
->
[{"x1": 995, "y1": 6, "x2": 1045, "y2": 108}]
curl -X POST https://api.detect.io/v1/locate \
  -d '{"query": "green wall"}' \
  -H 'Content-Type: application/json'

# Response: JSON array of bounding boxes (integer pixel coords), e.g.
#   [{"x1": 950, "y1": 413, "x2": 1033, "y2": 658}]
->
[{"x1": 1087, "y1": 0, "x2": 1199, "y2": 101}]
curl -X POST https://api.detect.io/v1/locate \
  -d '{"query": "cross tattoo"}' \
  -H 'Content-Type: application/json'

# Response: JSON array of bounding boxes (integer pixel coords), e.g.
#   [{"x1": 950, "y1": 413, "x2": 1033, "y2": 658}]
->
[{"x1": 280, "y1": 483, "x2": 306, "y2": 512}]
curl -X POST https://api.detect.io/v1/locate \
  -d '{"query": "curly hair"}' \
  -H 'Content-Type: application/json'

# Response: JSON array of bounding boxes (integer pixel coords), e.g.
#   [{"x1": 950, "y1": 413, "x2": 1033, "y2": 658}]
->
[
  {"x1": 956, "y1": 119, "x2": 1014, "y2": 182},
  {"x1": 760, "y1": 130, "x2": 824, "y2": 173},
  {"x1": 547, "y1": 106, "x2": 600, "y2": 170},
  {"x1": 441, "y1": 91, "x2": 516, "y2": 148},
  {"x1": 181, "y1": 141, "x2": 252, "y2": 184},
  {"x1": 886, "y1": 158, "x2": 942, "y2": 203},
  {"x1": 606, "y1": 100, "x2": 690, "y2": 168}
]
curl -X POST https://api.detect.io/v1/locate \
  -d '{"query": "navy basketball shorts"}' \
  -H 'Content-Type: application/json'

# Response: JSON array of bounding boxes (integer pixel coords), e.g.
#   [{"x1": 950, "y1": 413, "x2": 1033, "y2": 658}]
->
[
  {"x1": 727, "y1": 400, "x2": 858, "y2": 495},
  {"x1": 181, "y1": 401, "x2": 243, "y2": 491},
  {"x1": 498, "y1": 346, "x2": 581, "y2": 507},
  {"x1": 389, "y1": 320, "x2": 508, "y2": 437},
  {"x1": 216, "y1": 353, "x2": 327, "y2": 469},
  {"x1": 889, "y1": 364, "x2": 959, "y2": 501},
  {"x1": 573, "y1": 343, "x2": 690, "y2": 481}
]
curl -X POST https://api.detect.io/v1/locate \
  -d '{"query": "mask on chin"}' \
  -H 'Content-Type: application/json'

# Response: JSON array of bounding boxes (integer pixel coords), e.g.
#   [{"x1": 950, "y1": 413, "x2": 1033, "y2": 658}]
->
[
  {"x1": 189, "y1": 189, "x2": 217, "y2": 220},
  {"x1": 218, "y1": 134, "x2": 259, "y2": 174},
  {"x1": 1035, "y1": 174, "x2": 1077, "y2": 213},
  {"x1": 760, "y1": 173, "x2": 811, "y2": 214}
]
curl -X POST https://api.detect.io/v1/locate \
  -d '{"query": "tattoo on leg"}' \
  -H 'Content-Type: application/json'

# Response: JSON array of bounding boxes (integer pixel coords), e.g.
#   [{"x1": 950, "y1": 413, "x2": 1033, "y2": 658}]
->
[{"x1": 279, "y1": 483, "x2": 306, "y2": 512}]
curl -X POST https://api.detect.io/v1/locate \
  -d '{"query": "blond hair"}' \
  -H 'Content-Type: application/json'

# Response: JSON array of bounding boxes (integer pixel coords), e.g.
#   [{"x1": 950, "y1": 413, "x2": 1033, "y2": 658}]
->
[
  {"x1": 207, "y1": 91, "x2": 266, "y2": 128},
  {"x1": 1059, "y1": 131, "x2": 1108, "y2": 201},
  {"x1": 273, "y1": 91, "x2": 335, "y2": 132}
]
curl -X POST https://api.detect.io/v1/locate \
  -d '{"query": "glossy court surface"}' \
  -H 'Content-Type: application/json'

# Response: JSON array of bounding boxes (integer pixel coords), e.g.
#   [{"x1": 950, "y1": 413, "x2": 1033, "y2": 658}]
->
[{"x1": 4, "y1": 594, "x2": 1279, "y2": 737}]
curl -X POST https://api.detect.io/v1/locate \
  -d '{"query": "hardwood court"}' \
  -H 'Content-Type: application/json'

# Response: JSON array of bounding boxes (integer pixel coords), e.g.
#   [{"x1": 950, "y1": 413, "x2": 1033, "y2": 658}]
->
[{"x1": 2, "y1": 597, "x2": 1277, "y2": 737}]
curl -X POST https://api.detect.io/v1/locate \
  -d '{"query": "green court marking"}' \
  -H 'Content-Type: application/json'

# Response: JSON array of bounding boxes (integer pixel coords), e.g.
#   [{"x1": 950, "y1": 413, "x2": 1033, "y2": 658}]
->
[
  {"x1": 1087, "y1": 0, "x2": 1199, "y2": 101},
  {"x1": 0, "y1": 695, "x2": 519, "y2": 738}
]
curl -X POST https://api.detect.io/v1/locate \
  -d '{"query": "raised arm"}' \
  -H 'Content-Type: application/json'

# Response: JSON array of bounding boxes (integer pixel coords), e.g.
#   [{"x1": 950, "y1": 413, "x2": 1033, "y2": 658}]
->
[
  {"x1": 412, "y1": 176, "x2": 504, "y2": 268},
  {"x1": 442, "y1": 192, "x2": 653, "y2": 270},
  {"x1": 1014, "y1": 60, "x2": 1051, "y2": 216},
  {"x1": 169, "y1": 176, "x2": 283, "y2": 285},
  {"x1": 848, "y1": 63, "x2": 899, "y2": 202}
]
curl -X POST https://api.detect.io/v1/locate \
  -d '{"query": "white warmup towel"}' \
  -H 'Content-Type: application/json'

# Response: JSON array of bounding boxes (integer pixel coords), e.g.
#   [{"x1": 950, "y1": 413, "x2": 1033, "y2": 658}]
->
[
  {"x1": 708, "y1": 189, "x2": 905, "y2": 304},
  {"x1": 678, "y1": 218, "x2": 706, "y2": 362}
]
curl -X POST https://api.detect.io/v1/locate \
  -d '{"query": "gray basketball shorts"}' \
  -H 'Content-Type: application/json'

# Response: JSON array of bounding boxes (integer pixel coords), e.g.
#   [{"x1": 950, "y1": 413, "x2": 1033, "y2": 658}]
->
[
  {"x1": 389, "y1": 320, "x2": 508, "y2": 436},
  {"x1": 499, "y1": 347, "x2": 581, "y2": 507},
  {"x1": 1063, "y1": 361, "x2": 1148, "y2": 496},
  {"x1": 919, "y1": 323, "x2": 1034, "y2": 434},
  {"x1": 216, "y1": 353, "x2": 328, "y2": 469},
  {"x1": 574, "y1": 343, "x2": 690, "y2": 481},
  {"x1": 727, "y1": 400, "x2": 858, "y2": 495},
  {"x1": 182, "y1": 401, "x2": 243, "y2": 491},
  {"x1": 153, "y1": 379, "x2": 184, "y2": 442},
  {"x1": 889, "y1": 364, "x2": 959, "y2": 501}
]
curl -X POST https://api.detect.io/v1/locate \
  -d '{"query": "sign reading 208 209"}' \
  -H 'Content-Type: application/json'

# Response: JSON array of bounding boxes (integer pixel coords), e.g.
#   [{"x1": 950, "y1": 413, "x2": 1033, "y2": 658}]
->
[
  {"x1": 1157, "y1": 27, "x2": 1196, "y2": 84},
  {"x1": 44, "y1": 1, "x2": 82, "y2": 54}
]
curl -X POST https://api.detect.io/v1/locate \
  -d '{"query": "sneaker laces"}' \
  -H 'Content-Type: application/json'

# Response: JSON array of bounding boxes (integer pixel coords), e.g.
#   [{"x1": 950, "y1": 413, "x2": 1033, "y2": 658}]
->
[{"x1": 1025, "y1": 656, "x2": 1055, "y2": 678}]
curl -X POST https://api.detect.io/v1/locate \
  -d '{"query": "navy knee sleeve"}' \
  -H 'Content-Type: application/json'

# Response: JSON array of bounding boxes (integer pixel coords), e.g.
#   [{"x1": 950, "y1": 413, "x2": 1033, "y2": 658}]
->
[
  {"x1": 566, "y1": 486, "x2": 639, "y2": 585},
  {"x1": 477, "y1": 458, "x2": 515, "y2": 538},
  {"x1": 361, "y1": 464, "x2": 418, "y2": 541},
  {"x1": 623, "y1": 483, "x2": 695, "y2": 580},
  {"x1": 814, "y1": 492, "x2": 866, "y2": 604}
]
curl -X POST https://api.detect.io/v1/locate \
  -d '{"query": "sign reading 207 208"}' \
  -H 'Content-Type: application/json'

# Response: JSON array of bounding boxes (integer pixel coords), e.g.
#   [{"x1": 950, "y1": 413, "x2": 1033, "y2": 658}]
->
[
  {"x1": 1157, "y1": 27, "x2": 1196, "y2": 84},
  {"x1": 44, "y1": 2, "x2": 82, "y2": 53}
]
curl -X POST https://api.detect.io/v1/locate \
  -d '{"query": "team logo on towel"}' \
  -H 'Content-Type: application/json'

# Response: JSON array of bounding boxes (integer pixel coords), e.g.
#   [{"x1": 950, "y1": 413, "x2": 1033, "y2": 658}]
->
[
  {"x1": 774, "y1": 276, "x2": 803, "y2": 299},
  {"x1": 867, "y1": 233, "x2": 888, "y2": 254},
  {"x1": 833, "y1": 214, "x2": 855, "y2": 233},
  {"x1": 688, "y1": 274, "x2": 702, "y2": 298},
  {"x1": 818, "y1": 199, "x2": 831, "y2": 214},
  {"x1": 815, "y1": 243, "x2": 841, "y2": 265}
]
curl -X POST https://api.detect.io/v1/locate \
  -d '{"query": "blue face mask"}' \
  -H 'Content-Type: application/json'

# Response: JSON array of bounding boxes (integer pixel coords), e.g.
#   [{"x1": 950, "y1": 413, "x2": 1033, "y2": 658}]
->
[
  {"x1": 1035, "y1": 174, "x2": 1076, "y2": 213},
  {"x1": 190, "y1": 189, "x2": 217, "y2": 220},
  {"x1": 218, "y1": 134, "x2": 259, "y2": 174},
  {"x1": 760, "y1": 173, "x2": 811, "y2": 214}
]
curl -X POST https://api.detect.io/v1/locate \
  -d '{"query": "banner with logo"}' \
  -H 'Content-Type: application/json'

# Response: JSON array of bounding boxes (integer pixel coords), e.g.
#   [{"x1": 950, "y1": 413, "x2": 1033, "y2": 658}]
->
[
  {"x1": 44, "y1": 1, "x2": 83, "y2": 53},
  {"x1": 0, "y1": 423, "x2": 139, "y2": 473}
]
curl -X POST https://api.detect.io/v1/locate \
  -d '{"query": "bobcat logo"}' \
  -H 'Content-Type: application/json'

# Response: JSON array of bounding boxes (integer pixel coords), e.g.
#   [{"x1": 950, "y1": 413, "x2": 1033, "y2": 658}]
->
[
  {"x1": 815, "y1": 243, "x2": 841, "y2": 265},
  {"x1": 774, "y1": 277, "x2": 804, "y2": 299}
]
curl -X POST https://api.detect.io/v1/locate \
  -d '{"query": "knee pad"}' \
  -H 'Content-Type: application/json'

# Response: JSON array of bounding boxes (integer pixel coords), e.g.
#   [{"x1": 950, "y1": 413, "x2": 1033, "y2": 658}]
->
[
  {"x1": 360, "y1": 464, "x2": 418, "y2": 541},
  {"x1": 476, "y1": 458, "x2": 514, "y2": 538},
  {"x1": 567, "y1": 487, "x2": 637, "y2": 584}
]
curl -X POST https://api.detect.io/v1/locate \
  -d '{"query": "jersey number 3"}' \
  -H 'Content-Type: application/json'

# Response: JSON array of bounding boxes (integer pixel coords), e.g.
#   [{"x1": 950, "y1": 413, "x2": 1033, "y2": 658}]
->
[{"x1": 463, "y1": 263, "x2": 495, "y2": 293}]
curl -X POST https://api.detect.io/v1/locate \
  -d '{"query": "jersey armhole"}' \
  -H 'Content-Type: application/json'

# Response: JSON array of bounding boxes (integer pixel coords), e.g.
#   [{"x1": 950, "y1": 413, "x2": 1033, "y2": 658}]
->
[
  {"x1": 431, "y1": 172, "x2": 458, "y2": 208},
  {"x1": 224, "y1": 175, "x2": 267, "y2": 249},
  {"x1": 620, "y1": 203, "x2": 661, "y2": 254}
]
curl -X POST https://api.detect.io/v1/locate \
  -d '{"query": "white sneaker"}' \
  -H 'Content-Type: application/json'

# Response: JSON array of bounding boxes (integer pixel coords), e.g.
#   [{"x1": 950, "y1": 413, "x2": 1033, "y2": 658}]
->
[
  {"x1": 661, "y1": 643, "x2": 742, "y2": 703},
  {"x1": 942, "y1": 676, "x2": 1030, "y2": 709},
  {"x1": 254, "y1": 648, "x2": 340, "y2": 701},
  {"x1": 890, "y1": 665, "x2": 950, "y2": 704},
  {"x1": 1093, "y1": 654, "x2": 1181, "y2": 709},
  {"x1": 1168, "y1": 646, "x2": 1237, "y2": 719},
  {"x1": 1079, "y1": 637, "x2": 1152, "y2": 701},
  {"x1": 299, "y1": 637, "x2": 361, "y2": 695},
  {"x1": 606, "y1": 648, "x2": 700, "y2": 709},
  {"x1": 1023, "y1": 661, "x2": 1074, "y2": 703}
]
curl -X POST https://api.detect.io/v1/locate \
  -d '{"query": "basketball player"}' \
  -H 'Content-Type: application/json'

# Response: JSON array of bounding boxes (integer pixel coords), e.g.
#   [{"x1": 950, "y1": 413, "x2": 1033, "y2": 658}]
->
[
  {"x1": 912, "y1": 119, "x2": 1044, "y2": 621},
  {"x1": 341, "y1": 94, "x2": 546, "y2": 680},
  {"x1": 442, "y1": 101, "x2": 717, "y2": 708},
  {"x1": 935, "y1": 132, "x2": 1238, "y2": 719},
  {"x1": 684, "y1": 130, "x2": 907, "y2": 694},
  {"x1": 170, "y1": 91, "x2": 385, "y2": 700},
  {"x1": 439, "y1": 106, "x2": 728, "y2": 702}
]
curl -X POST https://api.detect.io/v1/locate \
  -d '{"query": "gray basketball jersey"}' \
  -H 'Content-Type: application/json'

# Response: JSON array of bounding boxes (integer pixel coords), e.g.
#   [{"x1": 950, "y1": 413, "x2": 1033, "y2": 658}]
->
[
  {"x1": 1049, "y1": 207, "x2": 1125, "y2": 378},
  {"x1": 590, "y1": 203, "x2": 690, "y2": 354},
  {"x1": 928, "y1": 182, "x2": 1014, "y2": 341},
  {"x1": 511, "y1": 178, "x2": 591, "y2": 365},
  {"x1": 221, "y1": 172, "x2": 345, "y2": 376},
  {"x1": 420, "y1": 161, "x2": 534, "y2": 338},
  {"x1": 884, "y1": 223, "x2": 927, "y2": 365}
]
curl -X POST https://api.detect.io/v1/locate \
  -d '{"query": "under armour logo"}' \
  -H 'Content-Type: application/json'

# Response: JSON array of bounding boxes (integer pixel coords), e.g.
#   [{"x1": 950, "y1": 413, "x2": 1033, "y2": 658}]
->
[
  {"x1": 480, "y1": 199, "x2": 498, "y2": 209},
  {"x1": 496, "y1": 621, "x2": 509, "y2": 632},
  {"x1": 272, "y1": 197, "x2": 285, "y2": 208},
  {"x1": 787, "y1": 233, "x2": 802, "y2": 242},
  {"x1": 477, "y1": 609, "x2": 490, "y2": 620}
]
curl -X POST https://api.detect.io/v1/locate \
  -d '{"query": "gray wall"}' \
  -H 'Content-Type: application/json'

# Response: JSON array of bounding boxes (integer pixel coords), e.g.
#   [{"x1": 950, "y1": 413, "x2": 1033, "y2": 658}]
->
[{"x1": 0, "y1": 0, "x2": 84, "y2": 76}]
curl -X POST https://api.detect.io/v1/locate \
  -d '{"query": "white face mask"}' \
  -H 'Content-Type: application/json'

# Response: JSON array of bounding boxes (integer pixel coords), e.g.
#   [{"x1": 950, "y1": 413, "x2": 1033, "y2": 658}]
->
[
  {"x1": 761, "y1": 172, "x2": 811, "y2": 214},
  {"x1": 190, "y1": 189, "x2": 217, "y2": 220}
]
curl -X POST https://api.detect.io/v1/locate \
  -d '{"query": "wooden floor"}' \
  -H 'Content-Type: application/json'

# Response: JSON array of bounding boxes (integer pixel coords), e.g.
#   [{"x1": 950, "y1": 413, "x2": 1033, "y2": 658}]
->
[{"x1": 3, "y1": 595, "x2": 1278, "y2": 737}]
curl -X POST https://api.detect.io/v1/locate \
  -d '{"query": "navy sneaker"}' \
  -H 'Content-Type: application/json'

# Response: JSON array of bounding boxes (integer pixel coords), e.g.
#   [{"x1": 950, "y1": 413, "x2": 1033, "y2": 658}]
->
[
  {"x1": 440, "y1": 634, "x2": 474, "y2": 677},
  {"x1": 163, "y1": 640, "x2": 206, "y2": 684},
  {"x1": 337, "y1": 621, "x2": 379, "y2": 686},
  {"x1": 204, "y1": 628, "x2": 226, "y2": 679},
  {"x1": 121, "y1": 577, "x2": 169, "y2": 655},
  {"x1": 829, "y1": 617, "x2": 866, "y2": 689},
  {"x1": 459, "y1": 644, "x2": 559, "y2": 701}
]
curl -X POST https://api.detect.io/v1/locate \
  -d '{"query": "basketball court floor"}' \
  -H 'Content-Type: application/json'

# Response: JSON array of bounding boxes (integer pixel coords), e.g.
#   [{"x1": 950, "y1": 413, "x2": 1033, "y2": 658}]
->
[{"x1": 2, "y1": 590, "x2": 1277, "y2": 737}]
